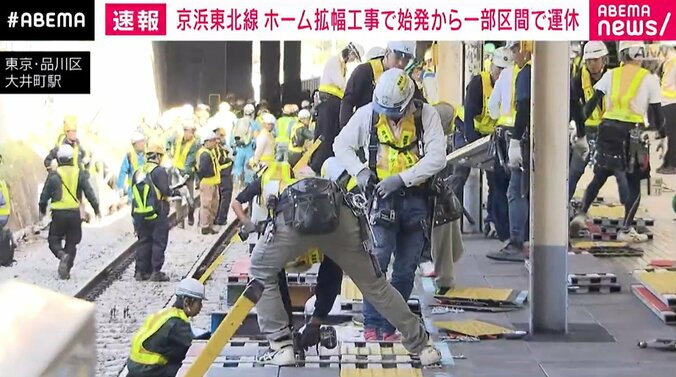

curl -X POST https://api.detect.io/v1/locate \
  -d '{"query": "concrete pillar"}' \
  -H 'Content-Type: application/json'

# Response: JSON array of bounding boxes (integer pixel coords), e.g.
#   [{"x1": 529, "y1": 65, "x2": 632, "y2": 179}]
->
[
  {"x1": 530, "y1": 41, "x2": 569, "y2": 334},
  {"x1": 225, "y1": 41, "x2": 253, "y2": 101},
  {"x1": 260, "y1": 41, "x2": 281, "y2": 112},
  {"x1": 435, "y1": 42, "x2": 463, "y2": 105},
  {"x1": 282, "y1": 41, "x2": 302, "y2": 107}
]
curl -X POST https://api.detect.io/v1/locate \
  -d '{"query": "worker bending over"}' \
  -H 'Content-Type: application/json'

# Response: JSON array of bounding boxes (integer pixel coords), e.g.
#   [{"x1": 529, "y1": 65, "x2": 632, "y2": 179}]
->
[
  {"x1": 127, "y1": 278, "x2": 206, "y2": 377},
  {"x1": 168, "y1": 122, "x2": 199, "y2": 229},
  {"x1": 39, "y1": 144, "x2": 100, "y2": 279},
  {"x1": 334, "y1": 68, "x2": 446, "y2": 340},
  {"x1": 571, "y1": 41, "x2": 664, "y2": 243}
]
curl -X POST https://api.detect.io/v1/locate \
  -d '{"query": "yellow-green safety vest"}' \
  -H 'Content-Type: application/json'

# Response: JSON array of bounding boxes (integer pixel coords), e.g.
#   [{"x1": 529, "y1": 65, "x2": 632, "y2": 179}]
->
[
  {"x1": 581, "y1": 68, "x2": 605, "y2": 126},
  {"x1": 129, "y1": 308, "x2": 189, "y2": 366},
  {"x1": 132, "y1": 163, "x2": 162, "y2": 220},
  {"x1": 374, "y1": 113, "x2": 421, "y2": 179},
  {"x1": 51, "y1": 166, "x2": 80, "y2": 210},
  {"x1": 662, "y1": 57, "x2": 676, "y2": 100},
  {"x1": 0, "y1": 179, "x2": 10, "y2": 217},
  {"x1": 215, "y1": 145, "x2": 232, "y2": 172},
  {"x1": 275, "y1": 117, "x2": 296, "y2": 145},
  {"x1": 318, "y1": 57, "x2": 347, "y2": 99},
  {"x1": 289, "y1": 122, "x2": 309, "y2": 154},
  {"x1": 474, "y1": 71, "x2": 496, "y2": 134},
  {"x1": 172, "y1": 137, "x2": 195, "y2": 170},
  {"x1": 603, "y1": 65, "x2": 650, "y2": 124},
  {"x1": 497, "y1": 63, "x2": 530, "y2": 127},
  {"x1": 197, "y1": 147, "x2": 221, "y2": 186},
  {"x1": 369, "y1": 58, "x2": 384, "y2": 86}
]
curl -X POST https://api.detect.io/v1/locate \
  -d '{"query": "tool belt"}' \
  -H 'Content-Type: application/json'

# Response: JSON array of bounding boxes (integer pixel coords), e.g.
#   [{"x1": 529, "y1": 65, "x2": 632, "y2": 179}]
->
[
  {"x1": 595, "y1": 120, "x2": 637, "y2": 172},
  {"x1": 430, "y1": 174, "x2": 463, "y2": 227},
  {"x1": 492, "y1": 127, "x2": 512, "y2": 173},
  {"x1": 276, "y1": 178, "x2": 342, "y2": 235}
]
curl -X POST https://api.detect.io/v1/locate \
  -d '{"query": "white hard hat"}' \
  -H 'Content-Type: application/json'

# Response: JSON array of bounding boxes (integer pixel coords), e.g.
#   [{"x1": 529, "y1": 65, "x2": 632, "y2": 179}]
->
[
  {"x1": 365, "y1": 46, "x2": 386, "y2": 60},
  {"x1": 298, "y1": 109, "x2": 311, "y2": 119},
  {"x1": 301, "y1": 100, "x2": 311, "y2": 109},
  {"x1": 491, "y1": 47, "x2": 513, "y2": 68},
  {"x1": 243, "y1": 104, "x2": 255, "y2": 116},
  {"x1": 130, "y1": 132, "x2": 145, "y2": 145},
  {"x1": 619, "y1": 41, "x2": 646, "y2": 59},
  {"x1": 175, "y1": 278, "x2": 206, "y2": 300},
  {"x1": 200, "y1": 129, "x2": 218, "y2": 143},
  {"x1": 263, "y1": 113, "x2": 276, "y2": 125},
  {"x1": 57, "y1": 144, "x2": 74, "y2": 160},
  {"x1": 583, "y1": 41, "x2": 609, "y2": 60},
  {"x1": 219, "y1": 102, "x2": 231, "y2": 112},
  {"x1": 372, "y1": 68, "x2": 415, "y2": 117},
  {"x1": 321, "y1": 157, "x2": 347, "y2": 181},
  {"x1": 347, "y1": 42, "x2": 365, "y2": 61},
  {"x1": 387, "y1": 41, "x2": 416, "y2": 59}
]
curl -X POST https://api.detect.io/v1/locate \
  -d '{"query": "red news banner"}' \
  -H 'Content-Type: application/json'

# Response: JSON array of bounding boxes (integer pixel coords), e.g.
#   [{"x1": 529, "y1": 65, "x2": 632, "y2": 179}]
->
[{"x1": 589, "y1": 0, "x2": 675, "y2": 40}]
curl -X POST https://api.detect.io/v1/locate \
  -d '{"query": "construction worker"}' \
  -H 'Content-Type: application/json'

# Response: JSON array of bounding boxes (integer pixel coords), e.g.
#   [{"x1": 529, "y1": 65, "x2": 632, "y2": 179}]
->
[
  {"x1": 421, "y1": 47, "x2": 439, "y2": 104},
  {"x1": 0, "y1": 153, "x2": 14, "y2": 267},
  {"x1": 657, "y1": 41, "x2": 676, "y2": 174},
  {"x1": 168, "y1": 121, "x2": 199, "y2": 229},
  {"x1": 39, "y1": 144, "x2": 100, "y2": 279},
  {"x1": 231, "y1": 104, "x2": 259, "y2": 188},
  {"x1": 364, "y1": 46, "x2": 386, "y2": 61},
  {"x1": 195, "y1": 103, "x2": 211, "y2": 128},
  {"x1": 308, "y1": 42, "x2": 364, "y2": 174},
  {"x1": 334, "y1": 68, "x2": 446, "y2": 340},
  {"x1": 486, "y1": 41, "x2": 532, "y2": 262},
  {"x1": 339, "y1": 41, "x2": 419, "y2": 129},
  {"x1": 196, "y1": 130, "x2": 221, "y2": 235},
  {"x1": 213, "y1": 125, "x2": 234, "y2": 226},
  {"x1": 275, "y1": 104, "x2": 299, "y2": 156},
  {"x1": 211, "y1": 102, "x2": 238, "y2": 148},
  {"x1": 117, "y1": 132, "x2": 147, "y2": 203},
  {"x1": 483, "y1": 43, "x2": 496, "y2": 72},
  {"x1": 131, "y1": 141, "x2": 175, "y2": 282},
  {"x1": 571, "y1": 41, "x2": 664, "y2": 243},
  {"x1": 127, "y1": 278, "x2": 205, "y2": 377},
  {"x1": 288, "y1": 109, "x2": 315, "y2": 167},
  {"x1": 252, "y1": 113, "x2": 277, "y2": 168},
  {"x1": 249, "y1": 180, "x2": 443, "y2": 365},
  {"x1": 450, "y1": 47, "x2": 512, "y2": 243},
  {"x1": 570, "y1": 41, "x2": 584, "y2": 78},
  {"x1": 44, "y1": 115, "x2": 89, "y2": 172},
  {"x1": 569, "y1": 41, "x2": 628, "y2": 205}
]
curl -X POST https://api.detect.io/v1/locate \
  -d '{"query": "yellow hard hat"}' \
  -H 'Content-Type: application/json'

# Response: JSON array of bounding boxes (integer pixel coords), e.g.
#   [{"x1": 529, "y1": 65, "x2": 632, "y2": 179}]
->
[
  {"x1": 147, "y1": 140, "x2": 165, "y2": 155},
  {"x1": 63, "y1": 115, "x2": 78, "y2": 132}
]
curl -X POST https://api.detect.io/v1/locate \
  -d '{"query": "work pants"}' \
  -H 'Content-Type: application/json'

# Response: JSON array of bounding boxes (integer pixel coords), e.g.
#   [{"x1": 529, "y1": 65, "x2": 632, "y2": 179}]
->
[
  {"x1": 215, "y1": 167, "x2": 234, "y2": 225},
  {"x1": 135, "y1": 210, "x2": 169, "y2": 274},
  {"x1": 581, "y1": 167, "x2": 642, "y2": 229},
  {"x1": 309, "y1": 94, "x2": 341, "y2": 174},
  {"x1": 199, "y1": 181, "x2": 219, "y2": 228},
  {"x1": 250, "y1": 203, "x2": 428, "y2": 354},
  {"x1": 662, "y1": 104, "x2": 676, "y2": 168},
  {"x1": 430, "y1": 219, "x2": 464, "y2": 288},
  {"x1": 175, "y1": 178, "x2": 195, "y2": 225},
  {"x1": 48, "y1": 210, "x2": 82, "y2": 267}
]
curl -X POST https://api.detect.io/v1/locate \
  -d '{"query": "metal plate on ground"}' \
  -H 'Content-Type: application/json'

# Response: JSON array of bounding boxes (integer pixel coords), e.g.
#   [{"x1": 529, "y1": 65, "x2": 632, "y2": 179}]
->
[
  {"x1": 569, "y1": 241, "x2": 644, "y2": 257},
  {"x1": 513, "y1": 322, "x2": 615, "y2": 342},
  {"x1": 631, "y1": 284, "x2": 676, "y2": 325}
]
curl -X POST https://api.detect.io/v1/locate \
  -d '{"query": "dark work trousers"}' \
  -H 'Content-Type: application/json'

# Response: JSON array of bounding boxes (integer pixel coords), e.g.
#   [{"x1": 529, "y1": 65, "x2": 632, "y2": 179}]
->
[
  {"x1": 581, "y1": 167, "x2": 642, "y2": 229},
  {"x1": 135, "y1": 213, "x2": 170, "y2": 274},
  {"x1": 48, "y1": 210, "x2": 82, "y2": 267},
  {"x1": 250, "y1": 243, "x2": 293, "y2": 327},
  {"x1": 485, "y1": 166, "x2": 511, "y2": 242},
  {"x1": 215, "y1": 166, "x2": 234, "y2": 225},
  {"x1": 662, "y1": 104, "x2": 676, "y2": 168},
  {"x1": 309, "y1": 93, "x2": 341, "y2": 174},
  {"x1": 312, "y1": 257, "x2": 343, "y2": 319}
]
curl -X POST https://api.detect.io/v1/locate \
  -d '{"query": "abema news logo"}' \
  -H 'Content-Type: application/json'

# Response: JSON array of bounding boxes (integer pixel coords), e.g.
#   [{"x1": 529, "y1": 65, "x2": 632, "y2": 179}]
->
[{"x1": 589, "y1": 0, "x2": 674, "y2": 40}]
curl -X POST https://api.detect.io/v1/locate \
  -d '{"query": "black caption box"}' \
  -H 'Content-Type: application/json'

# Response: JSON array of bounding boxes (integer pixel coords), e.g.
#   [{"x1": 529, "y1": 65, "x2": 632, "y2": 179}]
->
[
  {"x1": 0, "y1": 2, "x2": 95, "y2": 41},
  {"x1": 0, "y1": 51, "x2": 91, "y2": 94}
]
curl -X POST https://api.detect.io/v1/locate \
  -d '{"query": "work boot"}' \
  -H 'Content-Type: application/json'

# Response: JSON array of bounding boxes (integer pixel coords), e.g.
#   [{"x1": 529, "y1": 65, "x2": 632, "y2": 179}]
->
[
  {"x1": 187, "y1": 213, "x2": 195, "y2": 226},
  {"x1": 177, "y1": 220, "x2": 185, "y2": 229},
  {"x1": 617, "y1": 227, "x2": 649, "y2": 243},
  {"x1": 418, "y1": 344, "x2": 443, "y2": 366},
  {"x1": 149, "y1": 271, "x2": 170, "y2": 282},
  {"x1": 569, "y1": 213, "x2": 588, "y2": 238},
  {"x1": 657, "y1": 166, "x2": 676, "y2": 175},
  {"x1": 257, "y1": 340, "x2": 296, "y2": 365},
  {"x1": 201, "y1": 227, "x2": 218, "y2": 235},
  {"x1": 486, "y1": 242, "x2": 526, "y2": 262},
  {"x1": 58, "y1": 253, "x2": 71, "y2": 280},
  {"x1": 135, "y1": 271, "x2": 150, "y2": 281}
]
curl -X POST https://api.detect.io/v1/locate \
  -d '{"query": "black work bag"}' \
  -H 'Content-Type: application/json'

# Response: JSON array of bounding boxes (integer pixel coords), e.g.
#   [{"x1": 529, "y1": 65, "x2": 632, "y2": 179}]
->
[{"x1": 281, "y1": 178, "x2": 341, "y2": 235}]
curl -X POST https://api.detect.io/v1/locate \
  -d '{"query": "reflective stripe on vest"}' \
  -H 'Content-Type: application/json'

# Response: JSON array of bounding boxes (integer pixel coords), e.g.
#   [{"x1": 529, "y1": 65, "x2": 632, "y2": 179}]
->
[
  {"x1": 173, "y1": 137, "x2": 195, "y2": 170},
  {"x1": 318, "y1": 84, "x2": 344, "y2": 99},
  {"x1": 662, "y1": 57, "x2": 676, "y2": 100},
  {"x1": 369, "y1": 58, "x2": 384, "y2": 85},
  {"x1": 374, "y1": 113, "x2": 421, "y2": 179},
  {"x1": 129, "y1": 308, "x2": 189, "y2": 366},
  {"x1": 0, "y1": 180, "x2": 10, "y2": 216},
  {"x1": 131, "y1": 163, "x2": 162, "y2": 220},
  {"x1": 197, "y1": 148, "x2": 221, "y2": 186},
  {"x1": 474, "y1": 72, "x2": 496, "y2": 134},
  {"x1": 275, "y1": 117, "x2": 296, "y2": 145},
  {"x1": 51, "y1": 166, "x2": 80, "y2": 210},
  {"x1": 496, "y1": 65, "x2": 520, "y2": 127},
  {"x1": 581, "y1": 68, "x2": 604, "y2": 126},
  {"x1": 603, "y1": 65, "x2": 649, "y2": 124}
]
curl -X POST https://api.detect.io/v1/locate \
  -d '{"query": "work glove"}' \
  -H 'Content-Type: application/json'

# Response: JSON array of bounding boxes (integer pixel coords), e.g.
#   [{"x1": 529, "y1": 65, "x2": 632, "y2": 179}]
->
[
  {"x1": 242, "y1": 219, "x2": 256, "y2": 234},
  {"x1": 299, "y1": 323, "x2": 321, "y2": 350},
  {"x1": 356, "y1": 168, "x2": 377, "y2": 193},
  {"x1": 572, "y1": 135, "x2": 590, "y2": 161},
  {"x1": 507, "y1": 139, "x2": 522, "y2": 169},
  {"x1": 376, "y1": 174, "x2": 405, "y2": 198}
]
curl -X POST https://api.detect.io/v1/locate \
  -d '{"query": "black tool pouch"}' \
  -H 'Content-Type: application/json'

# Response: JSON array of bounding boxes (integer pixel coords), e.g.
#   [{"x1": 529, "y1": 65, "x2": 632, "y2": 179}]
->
[
  {"x1": 431, "y1": 175, "x2": 463, "y2": 227},
  {"x1": 280, "y1": 178, "x2": 342, "y2": 235}
]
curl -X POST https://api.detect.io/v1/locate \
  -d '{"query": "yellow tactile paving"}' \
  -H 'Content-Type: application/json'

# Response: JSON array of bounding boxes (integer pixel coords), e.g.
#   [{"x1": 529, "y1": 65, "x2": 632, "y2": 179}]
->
[
  {"x1": 636, "y1": 271, "x2": 676, "y2": 295},
  {"x1": 572, "y1": 241, "x2": 629, "y2": 249},
  {"x1": 436, "y1": 287, "x2": 512, "y2": 301},
  {"x1": 434, "y1": 319, "x2": 514, "y2": 337},
  {"x1": 341, "y1": 278, "x2": 363, "y2": 301}
]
